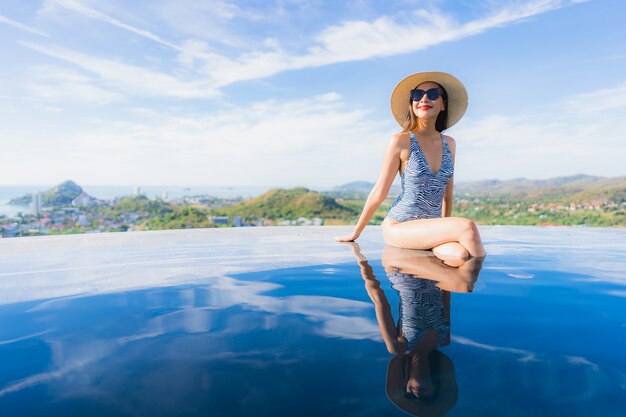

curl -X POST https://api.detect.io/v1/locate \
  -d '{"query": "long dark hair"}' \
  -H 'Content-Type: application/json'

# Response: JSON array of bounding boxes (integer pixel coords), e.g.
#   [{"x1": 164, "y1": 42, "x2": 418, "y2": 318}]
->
[{"x1": 402, "y1": 83, "x2": 449, "y2": 133}]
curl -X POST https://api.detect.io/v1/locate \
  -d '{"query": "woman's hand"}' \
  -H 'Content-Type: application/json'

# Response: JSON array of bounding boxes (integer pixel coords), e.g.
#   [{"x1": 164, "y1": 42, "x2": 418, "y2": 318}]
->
[
  {"x1": 334, "y1": 231, "x2": 360, "y2": 242},
  {"x1": 338, "y1": 241, "x2": 370, "y2": 264}
]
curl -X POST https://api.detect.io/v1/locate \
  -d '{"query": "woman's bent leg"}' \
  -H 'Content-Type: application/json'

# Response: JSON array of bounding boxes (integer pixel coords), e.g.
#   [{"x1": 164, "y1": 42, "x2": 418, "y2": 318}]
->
[
  {"x1": 382, "y1": 217, "x2": 486, "y2": 257},
  {"x1": 433, "y1": 242, "x2": 470, "y2": 263},
  {"x1": 432, "y1": 243, "x2": 469, "y2": 266}
]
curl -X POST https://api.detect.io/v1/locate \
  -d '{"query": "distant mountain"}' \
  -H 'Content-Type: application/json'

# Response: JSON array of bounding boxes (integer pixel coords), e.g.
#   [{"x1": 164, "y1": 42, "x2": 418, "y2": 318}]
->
[
  {"x1": 328, "y1": 174, "x2": 626, "y2": 203},
  {"x1": 9, "y1": 180, "x2": 84, "y2": 207},
  {"x1": 327, "y1": 181, "x2": 400, "y2": 199},
  {"x1": 215, "y1": 187, "x2": 357, "y2": 220},
  {"x1": 456, "y1": 174, "x2": 626, "y2": 202},
  {"x1": 334, "y1": 181, "x2": 375, "y2": 192}
]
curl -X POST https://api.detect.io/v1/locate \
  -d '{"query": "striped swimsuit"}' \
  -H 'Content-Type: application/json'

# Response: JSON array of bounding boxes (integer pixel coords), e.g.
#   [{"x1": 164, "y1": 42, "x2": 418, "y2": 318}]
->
[
  {"x1": 387, "y1": 271, "x2": 450, "y2": 351},
  {"x1": 386, "y1": 131, "x2": 454, "y2": 222}
]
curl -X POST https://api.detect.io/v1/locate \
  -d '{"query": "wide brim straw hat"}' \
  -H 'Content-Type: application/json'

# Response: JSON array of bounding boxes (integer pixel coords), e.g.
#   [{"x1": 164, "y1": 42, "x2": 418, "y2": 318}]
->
[
  {"x1": 386, "y1": 351, "x2": 458, "y2": 417},
  {"x1": 390, "y1": 71, "x2": 468, "y2": 129}
]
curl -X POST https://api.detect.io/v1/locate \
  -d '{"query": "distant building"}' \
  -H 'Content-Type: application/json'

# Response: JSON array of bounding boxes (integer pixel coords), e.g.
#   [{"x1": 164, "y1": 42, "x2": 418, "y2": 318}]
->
[
  {"x1": 72, "y1": 192, "x2": 95, "y2": 208},
  {"x1": 134, "y1": 186, "x2": 143, "y2": 197},
  {"x1": 209, "y1": 216, "x2": 229, "y2": 225},
  {"x1": 233, "y1": 216, "x2": 243, "y2": 227},
  {"x1": 31, "y1": 192, "x2": 42, "y2": 215}
]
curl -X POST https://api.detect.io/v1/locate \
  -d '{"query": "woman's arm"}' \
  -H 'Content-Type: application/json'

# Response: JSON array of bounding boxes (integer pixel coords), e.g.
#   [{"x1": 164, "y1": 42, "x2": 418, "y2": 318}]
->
[
  {"x1": 359, "y1": 261, "x2": 406, "y2": 353},
  {"x1": 441, "y1": 135, "x2": 457, "y2": 218},
  {"x1": 343, "y1": 242, "x2": 406, "y2": 354},
  {"x1": 335, "y1": 134, "x2": 402, "y2": 241}
]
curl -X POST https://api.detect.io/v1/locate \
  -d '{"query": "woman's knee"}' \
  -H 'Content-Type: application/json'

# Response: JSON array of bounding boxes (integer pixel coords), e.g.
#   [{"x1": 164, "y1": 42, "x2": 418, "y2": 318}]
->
[
  {"x1": 456, "y1": 218, "x2": 480, "y2": 241},
  {"x1": 451, "y1": 244, "x2": 470, "y2": 259},
  {"x1": 433, "y1": 242, "x2": 469, "y2": 259}
]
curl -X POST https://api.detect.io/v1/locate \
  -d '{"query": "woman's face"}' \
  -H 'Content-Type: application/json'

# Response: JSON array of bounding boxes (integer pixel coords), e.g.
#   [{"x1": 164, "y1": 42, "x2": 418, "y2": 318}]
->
[
  {"x1": 406, "y1": 352, "x2": 435, "y2": 400},
  {"x1": 406, "y1": 370, "x2": 435, "y2": 400},
  {"x1": 411, "y1": 81, "x2": 445, "y2": 121}
]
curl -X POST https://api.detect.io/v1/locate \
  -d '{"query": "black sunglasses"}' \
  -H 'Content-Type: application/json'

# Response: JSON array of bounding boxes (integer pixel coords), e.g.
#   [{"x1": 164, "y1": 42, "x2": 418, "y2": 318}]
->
[{"x1": 410, "y1": 87, "x2": 443, "y2": 102}]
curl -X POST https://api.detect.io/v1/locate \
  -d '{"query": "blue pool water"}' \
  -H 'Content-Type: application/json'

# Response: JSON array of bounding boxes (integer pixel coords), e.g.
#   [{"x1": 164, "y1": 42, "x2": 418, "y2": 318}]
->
[{"x1": 0, "y1": 226, "x2": 624, "y2": 416}]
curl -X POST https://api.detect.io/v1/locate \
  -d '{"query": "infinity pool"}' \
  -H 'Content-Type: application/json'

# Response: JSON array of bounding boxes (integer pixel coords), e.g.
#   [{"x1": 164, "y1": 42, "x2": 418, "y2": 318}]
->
[{"x1": 0, "y1": 226, "x2": 625, "y2": 416}]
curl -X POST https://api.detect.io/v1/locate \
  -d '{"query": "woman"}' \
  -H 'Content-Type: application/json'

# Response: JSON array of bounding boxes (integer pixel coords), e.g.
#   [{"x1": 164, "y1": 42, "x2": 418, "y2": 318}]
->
[{"x1": 335, "y1": 71, "x2": 486, "y2": 260}]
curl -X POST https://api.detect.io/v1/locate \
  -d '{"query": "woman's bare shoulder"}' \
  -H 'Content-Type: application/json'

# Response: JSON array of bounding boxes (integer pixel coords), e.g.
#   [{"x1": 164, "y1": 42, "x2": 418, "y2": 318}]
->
[
  {"x1": 389, "y1": 131, "x2": 411, "y2": 147},
  {"x1": 391, "y1": 131, "x2": 410, "y2": 140},
  {"x1": 443, "y1": 134, "x2": 457, "y2": 149}
]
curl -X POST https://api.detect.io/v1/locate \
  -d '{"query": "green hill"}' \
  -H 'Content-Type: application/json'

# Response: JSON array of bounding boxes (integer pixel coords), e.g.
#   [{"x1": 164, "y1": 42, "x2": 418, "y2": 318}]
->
[
  {"x1": 213, "y1": 187, "x2": 357, "y2": 221},
  {"x1": 110, "y1": 195, "x2": 173, "y2": 215},
  {"x1": 9, "y1": 180, "x2": 84, "y2": 207},
  {"x1": 456, "y1": 175, "x2": 626, "y2": 202}
]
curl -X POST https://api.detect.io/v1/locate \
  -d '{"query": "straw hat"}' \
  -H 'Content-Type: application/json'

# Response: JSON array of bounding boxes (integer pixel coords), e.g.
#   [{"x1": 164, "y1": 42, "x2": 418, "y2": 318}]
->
[
  {"x1": 386, "y1": 351, "x2": 458, "y2": 417},
  {"x1": 390, "y1": 71, "x2": 468, "y2": 129}
]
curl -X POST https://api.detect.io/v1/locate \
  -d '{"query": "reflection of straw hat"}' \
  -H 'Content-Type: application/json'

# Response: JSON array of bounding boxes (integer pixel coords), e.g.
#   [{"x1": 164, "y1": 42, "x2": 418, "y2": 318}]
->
[
  {"x1": 386, "y1": 351, "x2": 458, "y2": 417},
  {"x1": 390, "y1": 71, "x2": 468, "y2": 129}
]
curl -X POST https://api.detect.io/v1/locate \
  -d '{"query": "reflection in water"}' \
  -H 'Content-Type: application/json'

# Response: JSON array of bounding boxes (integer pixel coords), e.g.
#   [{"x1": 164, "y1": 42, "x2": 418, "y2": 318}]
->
[
  {"x1": 2, "y1": 241, "x2": 624, "y2": 416},
  {"x1": 0, "y1": 274, "x2": 381, "y2": 400},
  {"x1": 344, "y1": 242, "x2": 483, "y2": 416}
]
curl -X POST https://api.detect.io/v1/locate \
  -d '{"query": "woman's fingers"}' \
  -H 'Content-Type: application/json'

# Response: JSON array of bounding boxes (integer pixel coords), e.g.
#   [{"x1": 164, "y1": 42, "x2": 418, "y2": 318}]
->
[{"x1": 334, "y1": 234, "x2": 357, "y2": 242}]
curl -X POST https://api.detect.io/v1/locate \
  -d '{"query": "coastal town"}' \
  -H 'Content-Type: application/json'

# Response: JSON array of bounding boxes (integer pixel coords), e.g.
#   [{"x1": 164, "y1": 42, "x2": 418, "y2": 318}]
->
[
  {"x1": 0, "y1": 183, "x2": 327, "y2": 238},
  {"x1": 453, "y1": 197, "x2": 625, "y2": 227},
  {"x1": 2, "y1": 178, "x2": 624, "y2": 237}
]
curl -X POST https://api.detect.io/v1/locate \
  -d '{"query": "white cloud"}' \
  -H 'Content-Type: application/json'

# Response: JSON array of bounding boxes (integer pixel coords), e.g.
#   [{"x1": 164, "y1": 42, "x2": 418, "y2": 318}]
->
[
  {"x1": 177, "y1": 1, "x2": 581, "y2": 87},
  {"x1": 42, "y1": 0, "x2": 184, "y2": 52},
  {"x1": 451, "y1": 86, "x2": 626, "y2": 181},
  {"x1": 24, "y1": 65, "x2": 123, "y2": 104},
  {"x1": 453, "y1": 335, "x2": 603, "y2": 381},
  {"x1": 564, "y1": 355, "x2": 600, "y2": 370},
  {"x1": 152, "y1": 0, "x2": 264, "y2": 48},
  {"x1": 1, "y1": 92, "x2": 389, "y2": 186},
  {"x1": 6, "y1": 71, "x2": 625, "y2": 186},
  {"x1": 0, "y1": 14, "x2": 48, "y2": 36},
  {"x1": 6, "y1": 0, "x2": 613, "y2": 186},
  {"x1": 453, "y1": 335, "x2": 538, "y2": 362},
  {"x1": 561, "y1": 80, "x2": 626, "y2": 113},
  {"x1": 19, "y1": 41, "x2": 220, "y2": 99},
  {"x1": 29, "y1": 0, "x2": 580, "y2": 92},
  {"x1": 302, "y1": 0, "x2": 576, "y2": 63}
]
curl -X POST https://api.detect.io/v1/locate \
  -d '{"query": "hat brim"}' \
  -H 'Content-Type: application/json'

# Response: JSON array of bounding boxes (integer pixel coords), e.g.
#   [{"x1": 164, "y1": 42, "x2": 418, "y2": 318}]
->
[
  {"x1": 386, "y1": 351, "x2": 458, "y2": 417},
  {"x1": 390, "y1": 71, "x2": 468, "y2": 129}
]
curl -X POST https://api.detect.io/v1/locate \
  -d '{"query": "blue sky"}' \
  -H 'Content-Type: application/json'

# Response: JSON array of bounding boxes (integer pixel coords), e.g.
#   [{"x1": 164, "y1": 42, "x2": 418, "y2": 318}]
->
[{"x1": 1, "y1": 0, "x2": 625, "y2": 187}]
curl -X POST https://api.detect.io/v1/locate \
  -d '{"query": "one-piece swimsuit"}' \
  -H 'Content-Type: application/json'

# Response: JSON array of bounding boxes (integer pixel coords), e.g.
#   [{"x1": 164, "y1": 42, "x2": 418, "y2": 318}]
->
[
  {"x1": 386, "y1": 131, "x2": 454, "y2": 222},
  {"x1": 386, "y1": 270, "x2": 450, "y2": 351}
]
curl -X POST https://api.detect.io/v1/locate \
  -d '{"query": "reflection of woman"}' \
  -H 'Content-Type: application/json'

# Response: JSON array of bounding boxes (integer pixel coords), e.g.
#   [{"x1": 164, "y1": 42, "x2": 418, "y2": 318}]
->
[
  {"x1": 386, "y1": 270, "x2": 452, "y2": 410},
  {"x1": 343, "y1": 242, "x2": 483, "y2": 416},
  {"x1": 382, "y1": 244, "x2": 483, "y2": 293},
  {"x1": 335, "y1": 71, "x2": 486, "y2": 261}
]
